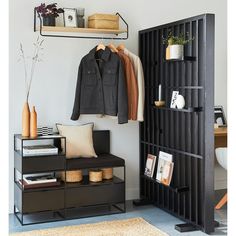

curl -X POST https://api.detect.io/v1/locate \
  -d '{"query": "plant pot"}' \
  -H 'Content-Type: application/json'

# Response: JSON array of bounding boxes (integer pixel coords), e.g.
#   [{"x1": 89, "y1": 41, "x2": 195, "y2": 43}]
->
[
  {"x1": 169, "y1": 44, "x2": 184, "y2": 60},
  {"x1": 43, "y1": 16, "x2": 56, "y2": 26},
  {"x1": 22, "y1": 102, "x2": 30, "y2": 137}
]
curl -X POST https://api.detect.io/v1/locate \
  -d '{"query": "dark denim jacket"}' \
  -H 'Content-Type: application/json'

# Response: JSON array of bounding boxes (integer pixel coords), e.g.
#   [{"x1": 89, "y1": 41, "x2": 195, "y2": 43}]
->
[{"x1": 71, "y1": 47, "x2": 128, "y2": 124}]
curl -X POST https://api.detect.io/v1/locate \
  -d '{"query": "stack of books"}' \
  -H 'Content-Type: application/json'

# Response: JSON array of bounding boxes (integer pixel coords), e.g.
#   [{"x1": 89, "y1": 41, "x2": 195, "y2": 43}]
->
[
  {"x1": 19, "y1": 174, "x2": 61, "y2": 189},
  {"x1": 23, "y1": 145, "x2": 58, "y2": 156}
]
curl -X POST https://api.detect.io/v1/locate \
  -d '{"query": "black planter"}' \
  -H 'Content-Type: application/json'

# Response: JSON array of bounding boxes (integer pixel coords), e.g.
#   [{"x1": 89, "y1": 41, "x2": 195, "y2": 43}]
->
[{"x1": 43, "y1": 16, "x2": 56, "y2": 26}]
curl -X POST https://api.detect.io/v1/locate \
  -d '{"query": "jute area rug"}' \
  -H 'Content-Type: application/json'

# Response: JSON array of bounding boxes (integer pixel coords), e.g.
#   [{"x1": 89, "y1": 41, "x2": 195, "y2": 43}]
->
[{"x1": 10, "y1": 217, "x2": 168, "y2": 236}]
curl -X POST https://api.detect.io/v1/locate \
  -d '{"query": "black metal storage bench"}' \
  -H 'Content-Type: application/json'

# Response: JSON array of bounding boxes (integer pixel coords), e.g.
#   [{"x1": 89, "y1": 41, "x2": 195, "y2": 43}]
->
[{"x1": 14, "y1": 130, "x2": 126, "y2": 225}]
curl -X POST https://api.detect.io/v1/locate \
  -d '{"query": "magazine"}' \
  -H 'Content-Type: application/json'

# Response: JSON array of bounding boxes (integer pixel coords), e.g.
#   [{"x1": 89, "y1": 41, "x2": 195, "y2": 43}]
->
[
  {"x1": 144, "y1": 154, "x2": 157, "y2": 178},
  {"x1": 156, "y1": 151, "x2": 174, "y2": 186}
]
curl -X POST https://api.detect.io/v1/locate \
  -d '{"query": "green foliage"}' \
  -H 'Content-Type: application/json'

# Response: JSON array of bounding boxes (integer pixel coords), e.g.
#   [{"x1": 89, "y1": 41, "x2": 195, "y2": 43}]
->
[{"x1": 163, "y1": 31, "x2": 194, "y2": 46}]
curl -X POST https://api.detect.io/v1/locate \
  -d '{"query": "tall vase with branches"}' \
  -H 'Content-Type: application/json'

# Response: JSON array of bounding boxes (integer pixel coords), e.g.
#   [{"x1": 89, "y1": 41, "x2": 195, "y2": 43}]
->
[{"x1": 19, "y1": 37, "x2": 44, "y2": 136}]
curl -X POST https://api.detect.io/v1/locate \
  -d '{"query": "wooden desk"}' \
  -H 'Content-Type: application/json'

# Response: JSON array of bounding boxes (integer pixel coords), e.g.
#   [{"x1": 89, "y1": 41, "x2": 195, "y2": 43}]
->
[{"x1": 214, "y1": 127, "x2": 227, "y2": 148}]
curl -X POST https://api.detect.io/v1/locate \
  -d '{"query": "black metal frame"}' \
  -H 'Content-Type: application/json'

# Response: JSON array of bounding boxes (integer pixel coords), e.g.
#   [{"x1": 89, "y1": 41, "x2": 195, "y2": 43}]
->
[
  {"x1": 33, "y1": 8, "x2": 129, "y2": 40},
  {"x1": 14, "y1": 132, "x2": 126, "y2": 226},
  {"x1": 135, "y1": 14, "x2": 215, "y2": 234}
]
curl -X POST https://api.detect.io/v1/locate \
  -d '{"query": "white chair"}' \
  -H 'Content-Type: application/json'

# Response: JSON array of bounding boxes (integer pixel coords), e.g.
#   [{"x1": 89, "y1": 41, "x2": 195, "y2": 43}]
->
[{"x1": 215, "y1": 147, "x2": 227, "y2": 209}]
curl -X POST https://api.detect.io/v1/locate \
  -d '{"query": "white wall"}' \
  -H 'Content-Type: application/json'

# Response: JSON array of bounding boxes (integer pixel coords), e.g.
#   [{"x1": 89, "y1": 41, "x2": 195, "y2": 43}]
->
[{"x1": 9, "y1": 0, "x2": 227, "y2": 213}]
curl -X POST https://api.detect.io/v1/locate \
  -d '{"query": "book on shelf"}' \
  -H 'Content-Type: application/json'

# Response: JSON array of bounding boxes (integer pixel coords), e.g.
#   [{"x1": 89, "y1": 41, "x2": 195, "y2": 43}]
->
[
  {"x1": 144, "y1": 154, "x2": 157, "y2": 178},
  {"x1": 23, "y1": 174, "x2": 57, "y2": 185},
  {"x1": 18, "y1": 179, "x2": 61, "y2": 190},
  {"x1": 23, "y1": 145, "x2": 58, "y2": 156},
  {"x1": 156, "y1": 151, "x2": 174, "y2": 186}
]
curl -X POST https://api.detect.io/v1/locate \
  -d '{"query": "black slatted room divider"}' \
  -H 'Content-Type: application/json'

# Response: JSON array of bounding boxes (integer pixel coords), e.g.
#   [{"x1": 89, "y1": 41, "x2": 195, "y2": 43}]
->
[{"x1": 135, "y1": 14, "x2": 215, "y2": 234}]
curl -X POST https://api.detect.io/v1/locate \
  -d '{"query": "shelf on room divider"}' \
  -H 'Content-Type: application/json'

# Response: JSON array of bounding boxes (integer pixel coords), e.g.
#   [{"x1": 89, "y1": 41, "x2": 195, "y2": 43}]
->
[
  {"x1": 152, "y1": 105, "x2": 203, "y2": 113},
  {"x1": 141, "y1": 175, "x2": 189, "y2": 193},
  {"x1": 146, "y1": 86, "x2": 203, "y2": 90},
  {"x1": 163, "y1": 56, "x2": 196, "y2": 62}
]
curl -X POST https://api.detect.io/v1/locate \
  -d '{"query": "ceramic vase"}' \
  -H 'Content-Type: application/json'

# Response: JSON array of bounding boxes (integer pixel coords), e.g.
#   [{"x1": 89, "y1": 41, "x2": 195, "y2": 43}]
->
[
  {"x1": 22, "y1": 102, "x2": 30, "y2": 137},
  {"x1": 169, "y1": 45, "x2": 184, "y2": 60},
  {"x1": 30, "y1": 106, "x2": 37, "y2": 138},
  {"x1": 165, "y1": 46, "x2": 170, "y2": 60}
]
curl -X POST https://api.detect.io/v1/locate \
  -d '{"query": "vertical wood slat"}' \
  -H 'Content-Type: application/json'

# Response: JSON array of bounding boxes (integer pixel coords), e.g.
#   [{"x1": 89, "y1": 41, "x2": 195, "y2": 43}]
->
[
  {"x1": 150, "y1": 31, "x2": 155, "y2": 202},
  {"x1": 192, "y1": 19, "x2": 199, "y2": 225}
]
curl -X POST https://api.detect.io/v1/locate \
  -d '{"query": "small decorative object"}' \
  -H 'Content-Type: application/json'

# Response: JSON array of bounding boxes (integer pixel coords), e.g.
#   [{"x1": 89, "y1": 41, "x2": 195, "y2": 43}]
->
[
  {"x1": 144, "y1": 154, "x2": 157, "y2": 178},
  {"x1": 88, "y1": 14, "x2": 119, "y2": 30},
  {"x1": 163, "y1": 31, "x2": 194, "y2": 60},
  {"x1": 175, "y1": 95, "x2": 185, "y2": 109},
  {"x1": 154, "y1": 84, "x2": 165, "y2": 107},
  {"x1": 30, "y1": 106, "x2": 37, "y2": 138},
  {"x1": 170, "y1": 91, "x2": 179, "y2": 108},
  {"x1": 22, "y1": 103, "x2": 30, "y2": 137},
  {"x1": 214, "y1": 106, "x2": 227, "y2": 127},
  {"x1": 89, "y1": 169, "x2": 103, "y2": 182},
  {"x1": 36, "y1": 3, "x2": 64, "y2": 27},
  {"x1": 37, "y1": 126, "x2": 53, "y2": 136},
  {"x1": 61, "y1": 170, "x2": 83, "y2": 183},
  {"x1": 102, "y1": 168, "x2": 113, "y2": 180},
  {"x1": 63, "y1": 8, "x2": 78, "y2": 27},
  {"x1": 19, "y1": 37, "x2": 44, "y2": 137},
  {"x1": 77, "y1": 8, "x2": 85, "y2": 28}
]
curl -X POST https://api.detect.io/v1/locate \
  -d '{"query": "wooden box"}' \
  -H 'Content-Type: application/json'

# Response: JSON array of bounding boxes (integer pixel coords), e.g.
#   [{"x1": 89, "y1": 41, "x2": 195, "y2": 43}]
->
[{"x1": 88, "y1": 14, "x2": 119, "y2": 30}]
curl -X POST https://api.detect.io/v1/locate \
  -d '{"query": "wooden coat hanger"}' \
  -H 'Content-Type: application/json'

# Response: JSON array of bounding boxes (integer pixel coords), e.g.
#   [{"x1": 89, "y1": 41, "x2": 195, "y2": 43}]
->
[
  {"x1": 108, "y1": 38, "x2": 118, "y2": 53},
  {"x1": 117, "y1": 43, "x2": 125, "y2": 51},
  {"x1": 96, "y1": 37, "x2": 105, "y2": 51}
]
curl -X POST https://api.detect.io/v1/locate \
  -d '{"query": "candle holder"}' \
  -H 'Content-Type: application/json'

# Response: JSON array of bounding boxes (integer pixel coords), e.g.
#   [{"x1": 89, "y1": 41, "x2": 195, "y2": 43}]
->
[{"x1": 154, "y1": 100, "x2": 165, "y2": 107}]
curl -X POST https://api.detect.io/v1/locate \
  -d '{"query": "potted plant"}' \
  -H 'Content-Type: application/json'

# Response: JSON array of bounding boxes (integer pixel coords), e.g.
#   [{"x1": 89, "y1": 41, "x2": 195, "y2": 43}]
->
[
  {"x1": 163, "y1": 31, "x2": 194, "y2": 60},
  {"x1": 36, "y1": 3, "x2": 64, "y2": 27}
]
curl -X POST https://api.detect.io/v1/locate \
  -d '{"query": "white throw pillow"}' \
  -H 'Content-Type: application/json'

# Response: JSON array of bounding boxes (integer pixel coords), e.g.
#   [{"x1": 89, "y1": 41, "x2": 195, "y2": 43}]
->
[{"x1": 56, "y1": 123, "x2": 97, "y2": 158}]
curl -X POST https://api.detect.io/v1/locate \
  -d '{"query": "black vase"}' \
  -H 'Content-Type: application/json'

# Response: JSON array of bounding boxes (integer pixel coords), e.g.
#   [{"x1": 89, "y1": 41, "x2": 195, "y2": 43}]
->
[{"x1": 43, "y1": 16, "x2": 56, "y2": 26}]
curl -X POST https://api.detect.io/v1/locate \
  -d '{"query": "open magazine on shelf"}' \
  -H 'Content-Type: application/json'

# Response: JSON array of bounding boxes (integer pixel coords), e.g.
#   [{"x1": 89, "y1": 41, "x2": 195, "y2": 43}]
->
[{"x1": 156, "y1": 151, "x2": 174, "y2": 186}]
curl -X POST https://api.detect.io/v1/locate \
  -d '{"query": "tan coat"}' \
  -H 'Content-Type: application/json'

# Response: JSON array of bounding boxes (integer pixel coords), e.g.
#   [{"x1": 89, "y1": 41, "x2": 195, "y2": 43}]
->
[
  {"x1": 124, "y1": 48, "x2": 145, "y2": 122},
  {"x1": 117, "y1": 50, "x2": 138, "y2": 120}
]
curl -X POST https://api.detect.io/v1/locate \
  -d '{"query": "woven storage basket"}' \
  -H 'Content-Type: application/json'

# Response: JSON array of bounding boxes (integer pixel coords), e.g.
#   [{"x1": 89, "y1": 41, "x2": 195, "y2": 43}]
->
[
  {"x1": 89, "y1": 169, "x2": 103, "y2": 182},
  {"x1": 61, "y1": 170, "x2": 83, "y2": 183},
  {"x1": 88, "y1": 14, "x2": 119, "y2": 29},
  {"x1": 102, "y1": 168, "x2": 113, "y2": 180}
]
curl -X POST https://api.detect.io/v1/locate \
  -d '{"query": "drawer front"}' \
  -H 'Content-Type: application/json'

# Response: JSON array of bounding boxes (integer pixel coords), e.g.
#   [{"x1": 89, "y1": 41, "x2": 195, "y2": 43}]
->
[
  {"x1": 22, "y1": 155, "x2": 65, "y2": 174},
  {"x1": 23, "y1": 190, "x2": 64, "y2": 213},
  {"x1": 66, "y1": 183, "x2": 124, "y2": 208}
]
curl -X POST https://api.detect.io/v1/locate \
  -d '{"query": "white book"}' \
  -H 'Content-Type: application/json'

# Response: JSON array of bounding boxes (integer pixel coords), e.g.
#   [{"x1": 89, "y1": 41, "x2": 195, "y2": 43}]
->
[
  {"x1": 23, "y1": 145, "x2": 58, "y2": 156},
  {"x1": 156, "y1": 151, "x2": 174, "y2": 185},
  {"x1": 23, "y1": 174, "x2": 57, "y2": 185}
]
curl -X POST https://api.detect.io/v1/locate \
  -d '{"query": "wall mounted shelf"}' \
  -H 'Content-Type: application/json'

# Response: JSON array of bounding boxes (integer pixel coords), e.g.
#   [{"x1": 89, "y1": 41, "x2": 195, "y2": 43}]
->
[
  {"x1": 37, "y1": 26, "x2": 127, "y2": 35},
  {"x1": 34, "y1": 9, "x2": 128, "y2": 40}
]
